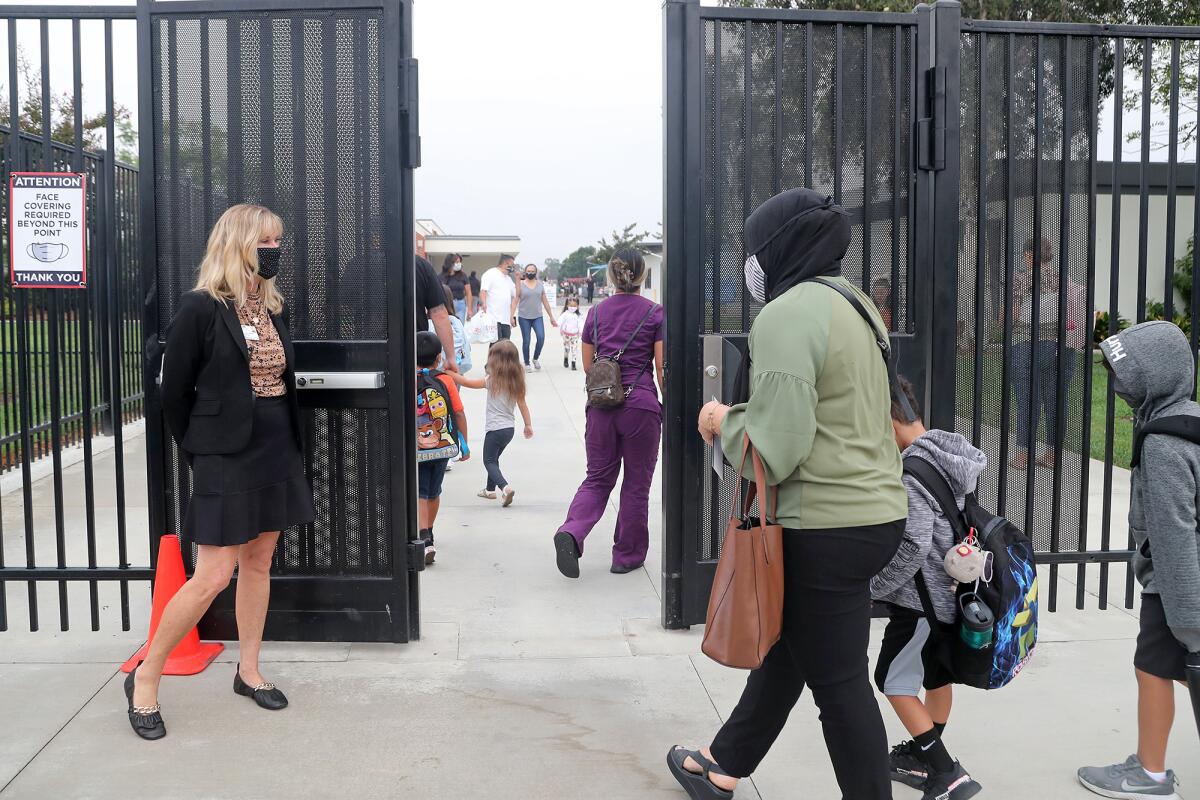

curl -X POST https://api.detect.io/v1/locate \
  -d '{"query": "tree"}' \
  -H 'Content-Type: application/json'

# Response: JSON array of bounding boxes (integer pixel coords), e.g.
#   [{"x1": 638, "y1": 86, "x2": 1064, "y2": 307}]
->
[
  {"x1": 593, "y1": 223, "x2": 653, "y2": 264},
  {"x1": 0, "y1": 49, "x2": 137, "y2": 163},
  {"x1": 542, "y1": 257, "x2": 563, "y2": 281},
  {"x1": 560, "y1": 246, "x2": 597, "y2": 280}
]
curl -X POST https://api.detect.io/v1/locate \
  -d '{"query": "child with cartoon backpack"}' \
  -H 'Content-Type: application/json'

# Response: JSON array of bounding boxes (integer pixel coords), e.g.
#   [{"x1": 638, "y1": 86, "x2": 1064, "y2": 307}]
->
[
  {"x1": 415, "y1": 331, "x2": 469, "y2": 565},
  {"x1": 1078, "y1": 321, "x2": 1200, "y2": 800},
  {"x1": 450, "y1": 339, "x2": 532, "y2": 507},
  {"x1": 560, "y1": 295, "x2": 584, "y2": 370},
  {"x1": 870, "y1": 376, "x2": 986, "y2": 800}
]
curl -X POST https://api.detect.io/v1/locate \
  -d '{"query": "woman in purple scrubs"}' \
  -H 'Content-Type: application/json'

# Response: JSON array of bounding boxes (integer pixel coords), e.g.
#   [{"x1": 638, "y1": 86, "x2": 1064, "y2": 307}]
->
[{"x1": 553, "y1": 249, "x2": 665, "y2": 578}]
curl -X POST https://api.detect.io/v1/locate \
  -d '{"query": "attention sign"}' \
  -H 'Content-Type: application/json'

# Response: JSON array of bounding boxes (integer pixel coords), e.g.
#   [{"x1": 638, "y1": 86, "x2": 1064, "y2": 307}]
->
[{"x1": 9, "y1": 172, "x2": 87, "y2": 289}]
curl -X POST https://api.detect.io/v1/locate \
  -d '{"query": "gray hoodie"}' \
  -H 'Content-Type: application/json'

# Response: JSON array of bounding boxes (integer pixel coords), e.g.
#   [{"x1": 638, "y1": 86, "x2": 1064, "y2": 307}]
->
[
  {"x1": 1099, "y1": 321, "x2": 1200, "y2": 653},
  {"x1": 871, "y1": 429, "x2": 988, "y2": 624}
]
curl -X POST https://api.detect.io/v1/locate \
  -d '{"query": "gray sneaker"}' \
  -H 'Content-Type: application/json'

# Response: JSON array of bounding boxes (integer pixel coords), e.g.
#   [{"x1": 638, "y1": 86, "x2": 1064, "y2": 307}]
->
[{"x1": 1078, "y1": 755, "x2": 1180, "y2": 799}]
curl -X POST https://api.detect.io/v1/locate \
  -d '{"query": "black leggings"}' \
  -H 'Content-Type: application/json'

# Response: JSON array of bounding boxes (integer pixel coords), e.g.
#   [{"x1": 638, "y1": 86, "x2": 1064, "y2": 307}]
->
[
  {"x1": 483, "y1": 428, "x2": 515, "y2": 491},
  {"x1": 710, "y1": 521, "x2": 904, "y2": 800}
]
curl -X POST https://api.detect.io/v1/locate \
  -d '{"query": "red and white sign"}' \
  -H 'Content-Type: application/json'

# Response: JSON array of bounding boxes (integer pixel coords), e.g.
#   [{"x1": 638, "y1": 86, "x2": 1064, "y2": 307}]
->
[{"x1": 9, "y1": 172, "x2": 87, "y2": 289}]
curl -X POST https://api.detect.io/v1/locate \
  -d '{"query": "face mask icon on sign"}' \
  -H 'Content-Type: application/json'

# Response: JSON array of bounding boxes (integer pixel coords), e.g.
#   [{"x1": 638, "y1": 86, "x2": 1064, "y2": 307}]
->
[{"x1": 27, "y1": 242, "x2": 69, "y2": 263}]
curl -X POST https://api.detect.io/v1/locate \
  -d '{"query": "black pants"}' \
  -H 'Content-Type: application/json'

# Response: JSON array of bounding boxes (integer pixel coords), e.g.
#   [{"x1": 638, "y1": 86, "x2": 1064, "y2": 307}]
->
[
  {"x1": 710, "y1": 521, "x2": 905, "y2": 800},
  {"x1": 494, "y1": 322, "x2": 511, "y2": 342},
  {"x1": 483, "y1": 428, "x2": 515, "y2": 491}
]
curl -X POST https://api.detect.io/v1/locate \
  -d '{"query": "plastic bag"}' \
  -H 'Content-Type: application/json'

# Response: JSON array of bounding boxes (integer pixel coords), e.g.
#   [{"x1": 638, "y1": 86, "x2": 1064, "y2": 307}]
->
[{"x1": 466, "y1": 310, "x2": 498, "y2": 344}]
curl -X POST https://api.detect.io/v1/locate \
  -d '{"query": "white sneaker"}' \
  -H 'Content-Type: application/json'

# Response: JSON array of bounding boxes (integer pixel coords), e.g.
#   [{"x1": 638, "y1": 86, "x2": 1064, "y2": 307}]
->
[
  {"x1": 533, "y1": 359, "x2": 542, "y2": 370},
  {"x1": 445, "y1": 460, "x2": 453, "y2": 472},
  {"x1": 525, "y1": 364, "x2": 533, "y2": 373},
  {"x1": 424, "y1": 543, "x2": 437, "y2": 566}
]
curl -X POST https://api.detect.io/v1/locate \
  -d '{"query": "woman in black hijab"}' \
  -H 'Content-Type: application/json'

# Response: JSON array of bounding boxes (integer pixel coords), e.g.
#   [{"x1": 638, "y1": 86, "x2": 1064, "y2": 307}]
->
[{"x1": 667, "y1": 188, "x2": 908, "y2": 800}]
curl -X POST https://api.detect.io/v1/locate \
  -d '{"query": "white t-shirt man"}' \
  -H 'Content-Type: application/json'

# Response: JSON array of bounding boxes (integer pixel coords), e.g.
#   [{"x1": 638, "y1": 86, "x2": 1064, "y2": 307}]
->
[{"x1": 480, "y1": 266, "x2": 516, "y2": 324}]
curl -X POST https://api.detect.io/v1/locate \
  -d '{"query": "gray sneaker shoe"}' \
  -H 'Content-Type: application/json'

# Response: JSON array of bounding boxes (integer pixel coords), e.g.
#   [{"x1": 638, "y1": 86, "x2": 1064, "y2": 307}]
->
[{"x1": 1078, "y1": 755, "x2": 1180, "y2": 799}]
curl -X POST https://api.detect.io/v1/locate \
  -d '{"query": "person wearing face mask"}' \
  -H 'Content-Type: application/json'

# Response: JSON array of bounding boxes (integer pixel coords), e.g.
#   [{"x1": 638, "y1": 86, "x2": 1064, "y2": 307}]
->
[
  {"x1": 515, "y1": 263, "x2": 557, "y2": 371},
  {"x1": 126, "y1": 204, "x2": 316, "y2": 741},
  {"x1": 480, "y1": 254, "x2": 519, "y2": 342},
  {"x1": 668, "y1": 188, "x2": 907, "y2": 800},
  {"x1": 441, "y1": 252, "x2": 473, "y2": 323}
]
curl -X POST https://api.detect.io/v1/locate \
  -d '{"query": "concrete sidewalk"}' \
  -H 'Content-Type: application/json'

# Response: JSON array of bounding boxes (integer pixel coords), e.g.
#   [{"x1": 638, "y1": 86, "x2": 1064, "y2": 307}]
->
[{"x1": 1, "y1": 327, "x2": 1198, "y2": 799}]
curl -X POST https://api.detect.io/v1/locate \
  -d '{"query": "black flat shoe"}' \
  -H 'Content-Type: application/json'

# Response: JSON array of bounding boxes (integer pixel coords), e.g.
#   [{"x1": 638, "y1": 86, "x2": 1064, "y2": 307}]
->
[
  {"x1": 234, "y1": 664, "x2": 289, "y2": 710},
  {"x1": 554, "y1": 531, "x2": 581, "y2": 579},
  {"x1": 124, "y1": 664, "x2": 166, "y2": 740},
  {"x1": 667, "y1": 747, "x2": 734, "y2": 800},
  {"x1": 610, "y1": 562, "x2": 644, "y2": 574}
]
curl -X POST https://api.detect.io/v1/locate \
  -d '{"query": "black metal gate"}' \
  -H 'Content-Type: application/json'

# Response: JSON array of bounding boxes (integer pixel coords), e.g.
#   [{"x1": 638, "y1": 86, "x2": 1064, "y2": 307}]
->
[
  {"x1": 140, "y1": 0, "x2": 421, "y2": 642},
  {"x1": 663, "y1": 0, "x2": 1200, "y2": 626}
]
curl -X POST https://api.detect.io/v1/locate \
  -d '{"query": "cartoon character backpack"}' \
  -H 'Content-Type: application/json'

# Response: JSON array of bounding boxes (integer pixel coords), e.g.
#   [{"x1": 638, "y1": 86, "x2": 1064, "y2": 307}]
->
[
  {"x1": 904, "y1": 455, "x2": 1039, "y2": 690},
  {"x1": 416, "y1": 369, "x2": 460, "y2": 462}
]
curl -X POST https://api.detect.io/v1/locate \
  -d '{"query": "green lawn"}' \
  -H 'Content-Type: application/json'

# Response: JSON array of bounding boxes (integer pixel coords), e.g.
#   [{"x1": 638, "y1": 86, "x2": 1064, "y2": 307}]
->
[{"x1": 955, "y1": 348, "x2": 1195, "y2": 470}]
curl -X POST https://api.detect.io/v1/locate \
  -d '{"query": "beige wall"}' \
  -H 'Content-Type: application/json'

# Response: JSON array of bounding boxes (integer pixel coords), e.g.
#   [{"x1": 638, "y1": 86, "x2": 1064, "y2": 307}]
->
[{"x1": 1094, "y1": 192, "x2": 1195, "y2": 321}]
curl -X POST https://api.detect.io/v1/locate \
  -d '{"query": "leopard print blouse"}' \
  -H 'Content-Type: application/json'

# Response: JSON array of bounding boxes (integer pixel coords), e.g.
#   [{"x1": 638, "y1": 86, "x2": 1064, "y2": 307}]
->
[{"x1": 236, "y1": 293, "x2": 287, "y2": 397}]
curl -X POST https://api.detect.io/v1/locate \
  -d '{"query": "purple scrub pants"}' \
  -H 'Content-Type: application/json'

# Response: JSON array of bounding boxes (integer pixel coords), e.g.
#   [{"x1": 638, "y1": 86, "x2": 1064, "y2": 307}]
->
[{"x1": 560, "y1": 405, "x2": 661, "y2": 568}]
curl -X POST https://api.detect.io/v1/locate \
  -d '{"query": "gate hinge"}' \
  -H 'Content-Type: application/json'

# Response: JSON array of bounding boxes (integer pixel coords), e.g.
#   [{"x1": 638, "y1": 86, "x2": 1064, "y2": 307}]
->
[
  {"x1": 401, "y1": 57, "x2": 421, "y2": 169},
  {"x1": 916, "y1": 66, "x2": 946, "y2": 171},
  {"x1": 407, "y1": 539, "x2": 427, "y2": 573}
]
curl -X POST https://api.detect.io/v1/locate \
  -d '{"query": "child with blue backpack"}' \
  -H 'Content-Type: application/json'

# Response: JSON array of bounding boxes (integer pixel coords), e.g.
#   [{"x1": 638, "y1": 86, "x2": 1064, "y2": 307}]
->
[
  {"x1": 871, "y1": 376, "x2": 986, "y2": 800},
  {"x1": 1078, "y1": 321, "x2": 1200, "y2": 800}
]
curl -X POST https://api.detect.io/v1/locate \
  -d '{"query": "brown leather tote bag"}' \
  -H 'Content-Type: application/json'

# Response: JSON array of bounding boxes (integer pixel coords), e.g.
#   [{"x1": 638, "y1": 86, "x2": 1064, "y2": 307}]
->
[{"x1": 701, "y1": 437, "x2": 785, "y2": 670}]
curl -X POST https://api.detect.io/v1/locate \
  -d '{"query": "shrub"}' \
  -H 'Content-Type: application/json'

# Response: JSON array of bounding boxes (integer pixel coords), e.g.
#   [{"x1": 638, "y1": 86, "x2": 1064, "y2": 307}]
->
[{"x1": 1093, "y1": 310, "x2": 1130, "y2": 345}]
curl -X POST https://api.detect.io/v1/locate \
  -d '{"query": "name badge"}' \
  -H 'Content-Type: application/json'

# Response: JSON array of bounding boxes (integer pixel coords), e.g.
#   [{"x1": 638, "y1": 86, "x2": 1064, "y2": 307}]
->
[{"x1": 241, "y1": 325, "x2": 260, "y2": 341}]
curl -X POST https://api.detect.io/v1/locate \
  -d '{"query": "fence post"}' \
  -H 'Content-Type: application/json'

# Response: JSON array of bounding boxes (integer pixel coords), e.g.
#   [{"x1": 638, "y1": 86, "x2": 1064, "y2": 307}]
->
[
  {"x1": 661, "y1": 0, "x2": 701, "y2": 629},
  {"x1": 97, "y1": 148, "x2": 115, "y2": 436},
  {"x1": 926, "y1": 0, "x2": 962, "y2": 431}
]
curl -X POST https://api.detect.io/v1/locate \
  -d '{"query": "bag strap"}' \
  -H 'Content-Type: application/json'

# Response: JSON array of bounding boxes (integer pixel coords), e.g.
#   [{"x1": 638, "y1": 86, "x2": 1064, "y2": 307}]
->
[
  {"x1": 902, "y1": 454, "x2": 969, "y2": 543},
  {"x1": 913, "y1": 569, "x2": 940, "y2": 628},
  {"x1": 595, "y1": 300, "x2": 657, "y2": 362},
  {"x1": 735, "y1": 435, "x2": 778, "y2": 524},
  {"x1": 808, "y1": 277, "x2": 916, "y2": 423},
  {"x1": 1131, "y1": 414, "x2": 1200, "y2": 469}
]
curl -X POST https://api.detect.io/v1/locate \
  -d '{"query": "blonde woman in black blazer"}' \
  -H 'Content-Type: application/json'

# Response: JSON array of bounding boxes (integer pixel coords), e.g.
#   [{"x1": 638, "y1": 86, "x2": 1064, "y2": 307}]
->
[{"x1": 125, "y1": 204, "x2": 315, "y2": 740}]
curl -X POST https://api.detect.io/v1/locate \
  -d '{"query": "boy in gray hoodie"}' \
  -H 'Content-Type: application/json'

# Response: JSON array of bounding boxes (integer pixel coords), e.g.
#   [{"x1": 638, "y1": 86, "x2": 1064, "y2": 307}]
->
[
  {"x1": 871, "y1": 377, "x2": 986, "y2": 800},
  {"x1": 1078, "y1": 321, "x2": 1200, "y2": 800}
]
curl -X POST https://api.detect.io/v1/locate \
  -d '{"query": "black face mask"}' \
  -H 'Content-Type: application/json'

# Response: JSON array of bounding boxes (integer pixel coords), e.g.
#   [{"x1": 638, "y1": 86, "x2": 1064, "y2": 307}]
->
[
  {"x1": 256, "y1": 247, "x2": 282, "y2": 280},
  {"x1": 525, "y1": 271, "x2": 537, "y2": 280}
]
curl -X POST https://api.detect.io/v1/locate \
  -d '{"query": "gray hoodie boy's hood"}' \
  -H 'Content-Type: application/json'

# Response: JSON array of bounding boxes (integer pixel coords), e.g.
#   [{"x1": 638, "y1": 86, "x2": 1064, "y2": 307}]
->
[
  {"x1": 1098, "y1": 320, "x2": 1196, "y2": 423},
  {"x1": 905, "y1": 428, "x2": 988, "y2": 497},
  {"x1": 1099, "y1": 321, "x2": 1200, "y2": 652}
]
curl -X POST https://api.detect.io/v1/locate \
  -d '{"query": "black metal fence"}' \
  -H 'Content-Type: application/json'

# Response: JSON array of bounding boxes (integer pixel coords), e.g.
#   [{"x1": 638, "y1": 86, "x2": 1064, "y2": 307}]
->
[
  {"x1": 0, "y1": 7, "x2": 150, "y2": 634},
  {"x1": 663, "y1": 0, "x2": 1200, "y2": 626},
  {"x1": 0, "y1": 126, "x2": 143, "y2": 469}
]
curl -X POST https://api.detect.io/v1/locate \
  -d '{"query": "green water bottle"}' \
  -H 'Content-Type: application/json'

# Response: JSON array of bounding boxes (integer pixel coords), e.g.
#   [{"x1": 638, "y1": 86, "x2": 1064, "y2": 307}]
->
[{"x1": 958, "y1": 593, "x2": 994, "y2": 649}]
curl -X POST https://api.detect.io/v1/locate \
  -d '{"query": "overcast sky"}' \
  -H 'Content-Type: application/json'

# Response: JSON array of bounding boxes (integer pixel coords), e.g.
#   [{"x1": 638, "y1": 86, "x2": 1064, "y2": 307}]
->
[
  {"x1": 412, "y1": 0, "x2": 663, "y2": 267},
  {"x1": 5, "y1": 0, "x2": 1194, "y2": 271}
]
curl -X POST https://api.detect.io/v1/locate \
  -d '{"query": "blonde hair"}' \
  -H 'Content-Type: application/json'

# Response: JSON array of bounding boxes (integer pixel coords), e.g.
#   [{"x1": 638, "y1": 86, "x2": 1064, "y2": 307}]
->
[
  {"x1": 195, "y1": 204, "x2": 285, "y2": 314},
  {"x1": 485, "y1": 340, "x2": 526, "y2": 404}
]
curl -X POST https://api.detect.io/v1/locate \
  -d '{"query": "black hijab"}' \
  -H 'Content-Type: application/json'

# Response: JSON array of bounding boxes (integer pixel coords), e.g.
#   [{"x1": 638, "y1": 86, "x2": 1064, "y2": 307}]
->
[{"x1": 744, "y1": 187, "x2": 851, "y2": 302}]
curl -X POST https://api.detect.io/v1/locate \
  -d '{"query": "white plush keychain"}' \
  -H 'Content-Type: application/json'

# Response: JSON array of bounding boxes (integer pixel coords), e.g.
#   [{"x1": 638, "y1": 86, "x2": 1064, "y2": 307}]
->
[{"x1": 944, "y1": 531, "x2": 993, "y2": 584}]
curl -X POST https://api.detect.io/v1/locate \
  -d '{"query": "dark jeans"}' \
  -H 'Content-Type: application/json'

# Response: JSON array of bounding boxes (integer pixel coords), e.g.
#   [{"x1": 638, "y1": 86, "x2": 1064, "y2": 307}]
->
[
  {"x1": 483, "y1": 427, "x2": 515, "y2": 491},
  {"x1": 519, "y1": 316, "x2": 546, "y2": 364},
  {"x1": 1012, "y1": 340, "x2": 1077, "y2": 449},
  {"x1": 710, "y1": 521, "x2": 905, "y2": 800},
  {"x1": 495, "y1": 322, "x2": 511, "y2": 342}
]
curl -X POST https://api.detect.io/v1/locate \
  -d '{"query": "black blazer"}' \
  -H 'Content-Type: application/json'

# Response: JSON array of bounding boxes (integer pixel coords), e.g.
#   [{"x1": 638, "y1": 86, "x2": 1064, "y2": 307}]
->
[{"x1": 160, "y1": 290, "x2": 302, "y2": 455}]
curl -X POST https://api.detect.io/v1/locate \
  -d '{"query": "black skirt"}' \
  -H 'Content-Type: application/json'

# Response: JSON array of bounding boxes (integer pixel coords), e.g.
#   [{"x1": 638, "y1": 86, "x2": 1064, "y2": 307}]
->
[{"x1": 184, "y1": 395, "x2": 315, "y2": 547}]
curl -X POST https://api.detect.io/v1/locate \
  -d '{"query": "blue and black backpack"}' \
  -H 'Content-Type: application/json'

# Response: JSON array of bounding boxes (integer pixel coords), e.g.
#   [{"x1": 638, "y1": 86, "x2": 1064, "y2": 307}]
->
[{"x1": 903, "y1": 455, "x2": 1039, "y2": 690}]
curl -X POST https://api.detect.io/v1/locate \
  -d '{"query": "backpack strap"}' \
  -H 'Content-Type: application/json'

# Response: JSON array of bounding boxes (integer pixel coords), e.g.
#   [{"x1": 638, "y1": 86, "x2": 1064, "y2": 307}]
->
[
  {"x1": 1131, "y1": 414, "x2": 1200, "y2": 469},
  {"x1": 622, "y1": 304, "x2": 660, "y2": 397},
  {"x1": 808, "y1": 277, "x2": 916, "y2": 423},
  {"x1": 902, "y1": 454, "x2": 969, "y2": 543}
]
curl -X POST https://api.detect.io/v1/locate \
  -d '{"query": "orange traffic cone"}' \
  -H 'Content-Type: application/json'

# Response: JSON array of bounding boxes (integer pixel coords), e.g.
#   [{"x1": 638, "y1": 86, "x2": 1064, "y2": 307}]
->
[{"x1": 121, "y1": 534, "x2": 224, "y2": 674}]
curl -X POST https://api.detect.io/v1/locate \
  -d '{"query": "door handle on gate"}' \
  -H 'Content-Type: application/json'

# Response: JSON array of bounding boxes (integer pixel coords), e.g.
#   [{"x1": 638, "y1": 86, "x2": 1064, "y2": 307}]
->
[{"x1": 293, "y1": 371, "x2": 386, "y2": 390}]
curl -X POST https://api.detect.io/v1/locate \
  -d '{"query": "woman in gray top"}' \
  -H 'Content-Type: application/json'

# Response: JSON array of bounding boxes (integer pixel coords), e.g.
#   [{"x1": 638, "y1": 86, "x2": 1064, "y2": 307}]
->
[{"x1": 515, "y1": 264, "x2": 557, "y2": 371}]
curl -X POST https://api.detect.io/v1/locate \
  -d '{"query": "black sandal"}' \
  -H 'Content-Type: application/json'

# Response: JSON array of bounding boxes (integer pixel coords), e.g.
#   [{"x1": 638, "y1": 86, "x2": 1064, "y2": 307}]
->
[{"x1": 667, "y1": 746, "x2": 734, "y2": 799}]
